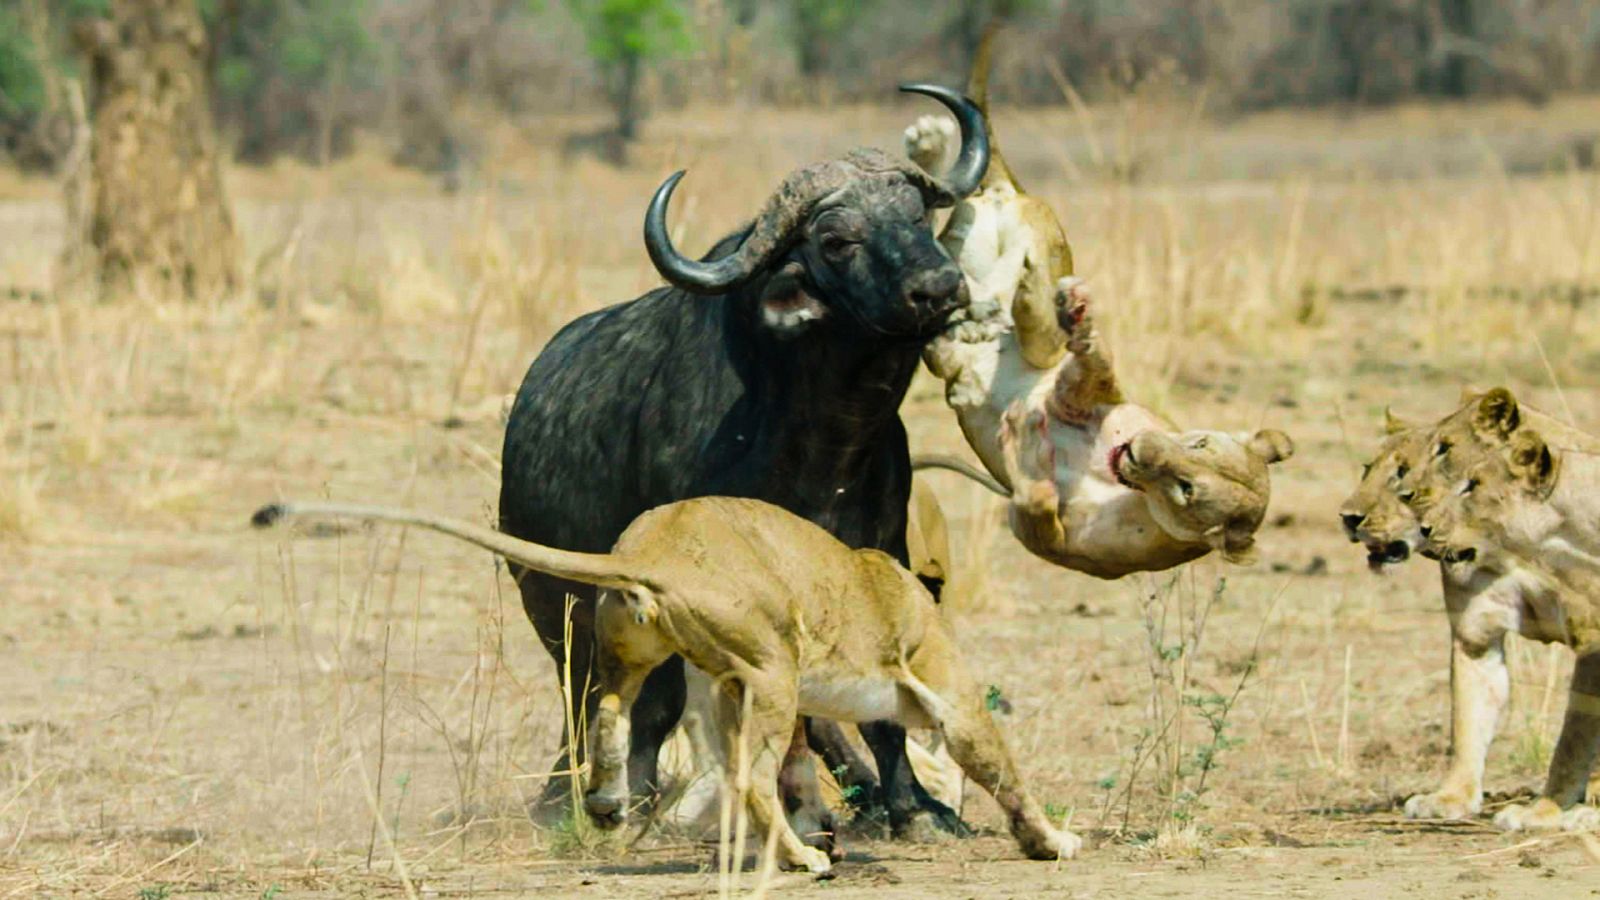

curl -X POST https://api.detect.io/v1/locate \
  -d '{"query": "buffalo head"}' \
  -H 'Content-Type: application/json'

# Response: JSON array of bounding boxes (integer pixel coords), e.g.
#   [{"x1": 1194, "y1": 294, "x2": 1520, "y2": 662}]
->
[{"x1": 642, "y1": 84, "x2": 988, "y2": 340}]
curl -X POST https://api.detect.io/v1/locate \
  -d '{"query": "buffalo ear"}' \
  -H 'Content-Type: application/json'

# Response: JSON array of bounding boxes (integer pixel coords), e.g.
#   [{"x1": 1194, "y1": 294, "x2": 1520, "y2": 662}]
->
[
  {"x1": 1248, "y1": 429, "x2": 1294, "y2": 465},
  {"x1": 1508, "y1": 430, "x2": 1559, "y2": 498},
  {"x1": 756, "y1": 267, "x2": 828, "y2": 338},
  {"x1": 1383, "y1": 407, "x2": 1417, "y2": 435},
  {"x1": 1473, "y1": 387, "x2": 1521, "y2": 442}
]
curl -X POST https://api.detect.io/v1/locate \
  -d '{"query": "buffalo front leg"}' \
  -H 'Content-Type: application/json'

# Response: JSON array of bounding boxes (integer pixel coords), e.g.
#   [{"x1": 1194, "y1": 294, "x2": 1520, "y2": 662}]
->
[
  {"x1": 624, "y1": 655, "x2": 686, "y2": 803},
  {"x1": 858, "y1": 720, "x2": 966, "y2": 840},
  {"x1": 1494, "y1": 651, "x2": 1600, "y2": 832},
  {"x1": 1404, "y1": 628, "x2": 1508, "y2": 820},
  {"x1": 519, "y1": 579, "x2": 602, "y2": 818},
  {"x1": 804, "y1": 718, "x2": 879, "y2": 813}
]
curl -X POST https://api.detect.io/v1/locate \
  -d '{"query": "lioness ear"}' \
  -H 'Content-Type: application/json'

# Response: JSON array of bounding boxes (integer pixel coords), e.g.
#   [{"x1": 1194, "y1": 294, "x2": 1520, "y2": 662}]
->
[
  {"x1": 1508, "y1": 430, "x2": 1559, "y2": 498},
  {"x1": 1382, "y1": 407, "x2": 1416, "y2": 435},
  {"x1": 1248, "y1": 429, "x2": 1294, "y2": 465},
  {"x1": 757, "y1": 266, "x2": 828, "y2": 338},
  {"x1": 1473, "y1": 387, "x2": 1521, "y2": 442}
]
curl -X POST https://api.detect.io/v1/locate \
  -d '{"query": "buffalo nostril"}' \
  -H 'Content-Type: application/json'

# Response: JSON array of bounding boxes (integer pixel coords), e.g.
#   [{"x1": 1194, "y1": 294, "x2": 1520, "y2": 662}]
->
[
  {"x1": 1341, "y1": 513, "x2": 1365, "y2": 531},
  {"x1": 906, "y1": 268, "x2": 963, "y2": 308}
]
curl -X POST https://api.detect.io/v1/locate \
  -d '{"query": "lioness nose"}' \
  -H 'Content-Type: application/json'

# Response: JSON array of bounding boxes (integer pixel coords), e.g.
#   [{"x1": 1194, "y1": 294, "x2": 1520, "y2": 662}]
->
[
  {"x1": 904, "y1": 265, "x2": 964, "y2": 310},
  {"x1": 1420, "y1": 525, "x2": 1433, "y2": 539},
  {"x1": 1340, "y1": 513, "x2": 1365, "y2": 531}
]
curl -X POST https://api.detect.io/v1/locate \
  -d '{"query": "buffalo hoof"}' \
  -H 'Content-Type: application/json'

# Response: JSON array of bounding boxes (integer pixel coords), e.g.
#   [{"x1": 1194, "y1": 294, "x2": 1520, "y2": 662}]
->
[{"x1": 584, "y1": 789, "x2": 629, "y2": 829}]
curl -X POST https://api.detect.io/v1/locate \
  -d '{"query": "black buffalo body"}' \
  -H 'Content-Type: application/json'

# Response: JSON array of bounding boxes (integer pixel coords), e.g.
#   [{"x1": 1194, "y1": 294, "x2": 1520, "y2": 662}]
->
[{"x1": 499, "y1": 84, "x2": 989, "y2": 837}]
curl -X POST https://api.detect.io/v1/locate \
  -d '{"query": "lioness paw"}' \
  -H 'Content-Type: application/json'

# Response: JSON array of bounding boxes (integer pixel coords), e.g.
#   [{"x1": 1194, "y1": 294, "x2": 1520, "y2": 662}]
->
[
  {"x1": 904, "y1": 114, "x2": 957, "y2": 175},
  {"x1": 1034, "y1": 828, "x2": 1083, "y2": 861},
  {"x1": 1054, "y1": 277, "x2": 1093, "y2": 346},
  {"x1": 1402, "y1": 790, "x2": 1479, "y2": 820},
  {"x1": 1492, "y1": 798, "x2": 1598, "y2": 832},
  {"x1": 785, "y1": 844, "x2": 833, "y2": 876}
]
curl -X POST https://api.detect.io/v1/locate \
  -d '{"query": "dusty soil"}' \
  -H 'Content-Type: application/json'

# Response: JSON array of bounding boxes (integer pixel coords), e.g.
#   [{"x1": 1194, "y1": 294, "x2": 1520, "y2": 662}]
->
[{"x1": 6, "y1": 100, "x2": 1600, "y2": 897}]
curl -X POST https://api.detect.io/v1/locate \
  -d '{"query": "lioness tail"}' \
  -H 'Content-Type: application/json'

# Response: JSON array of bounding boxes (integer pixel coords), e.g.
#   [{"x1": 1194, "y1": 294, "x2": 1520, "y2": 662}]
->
[{"x1": 251, "y1": 501, "x2": 660, "y2": 597}]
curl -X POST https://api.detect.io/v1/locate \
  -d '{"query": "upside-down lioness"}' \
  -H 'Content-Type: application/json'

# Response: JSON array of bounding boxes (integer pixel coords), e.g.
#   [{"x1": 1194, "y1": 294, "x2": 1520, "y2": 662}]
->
[
  {"x1": 252, "y1": 498, "x2": 1078, "y2": 873},
  {"x1": 905, "y1": 33, "x2": 1292, "y2": 577},
  {"x1": 1340, "y1": 389, "x2": 1600, "y2": 830}
]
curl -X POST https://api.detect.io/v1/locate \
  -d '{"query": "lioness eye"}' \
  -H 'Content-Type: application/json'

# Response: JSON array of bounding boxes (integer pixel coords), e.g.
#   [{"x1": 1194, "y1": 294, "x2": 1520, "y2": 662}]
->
[
  {"x1": 1360, "y1": 462, "x2": 1373, "y2": 478},
  {"x1": 1395, "y1": 463, "x2": 1409, "y2": 479},
  {"x1": 1434, "y1": 440, "x2": 1451, "y2": 457},
  {"x1": 1177, "y1": 479, "x2": 1194, "y2": 499},
  {"x1": 1463, "y1": 478, "x2": 1479, "y2": 494}
]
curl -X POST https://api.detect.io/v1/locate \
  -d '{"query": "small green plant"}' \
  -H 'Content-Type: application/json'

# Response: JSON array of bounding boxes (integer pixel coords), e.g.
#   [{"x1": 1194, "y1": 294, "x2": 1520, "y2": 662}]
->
[
  {"x1": 984, "y1": 684, "x2": 1011, "y2": 713},
  {"x1": 1510, "y1": 726, "x2": 1552, "y2": 776},
  {"x1": 261, "y1": 887, "x2": 283, "y2": 900},
  {"x1": 546, "y1": 805, "x2": 610, "y2": 858},
  {"x1": 1102, "y1": 575, "x2": 1267, "y2": 839},
  {"x1": 137, "y1": 886, "x2": 171, "y2": 900},
  {"x1": 831, "y1": 764, "x2": 865, "y2": 806}
]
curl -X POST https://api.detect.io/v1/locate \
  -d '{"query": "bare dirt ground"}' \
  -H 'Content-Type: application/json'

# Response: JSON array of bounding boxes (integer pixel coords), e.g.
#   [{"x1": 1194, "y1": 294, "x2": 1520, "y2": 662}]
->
[{"x1": 5, "y1": 99, "x2": 1600, "y2": 897}]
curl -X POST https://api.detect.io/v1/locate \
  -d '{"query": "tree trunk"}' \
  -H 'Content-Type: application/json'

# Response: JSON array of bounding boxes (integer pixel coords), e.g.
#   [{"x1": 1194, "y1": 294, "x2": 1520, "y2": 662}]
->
[
  {"x1": 72, "y1": 0, "x2": 239, "y2": 303},
  {"x1": 613, "y1": 51, "x2": 641, "y2": 143}
]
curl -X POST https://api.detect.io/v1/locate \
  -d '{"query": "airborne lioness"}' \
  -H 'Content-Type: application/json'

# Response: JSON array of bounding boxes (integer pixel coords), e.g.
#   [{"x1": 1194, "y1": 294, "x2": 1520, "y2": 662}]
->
[
  {"x1": 252, "y1": 498, "x2": 1078, "y2": 873},
  {"x1": 905, "y1": 32, "x2": 1292, "y2": 578},
  {"x1": 1418, "y1": 427, "x2": 1600, "y2": 831},
  {"x1": 1340, "y1": 388, "x2": 1600, "y2": 829}
]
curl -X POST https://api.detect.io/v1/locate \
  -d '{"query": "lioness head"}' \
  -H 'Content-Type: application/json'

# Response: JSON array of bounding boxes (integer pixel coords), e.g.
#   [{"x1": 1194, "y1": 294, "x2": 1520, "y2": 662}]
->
[
  {"x1": 1110, "y1": 428, "x2": 1293, "y2": 564},
  {"x1": 1383, "y1": 389, "x2": 1512, "y2": 501},
  {"x1": 1339, "y1": 418, "x2": 1430, "y2": 570},
  {"x1": 1419, "y1": 429, "x2": 1560, "y2": 560}
]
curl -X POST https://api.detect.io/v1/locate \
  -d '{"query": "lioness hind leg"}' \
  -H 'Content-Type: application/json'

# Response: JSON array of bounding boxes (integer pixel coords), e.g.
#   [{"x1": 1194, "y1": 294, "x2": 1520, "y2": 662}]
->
[
  {"x1": 1404, "y1": 631, "x2": 1508, "y2": 820},
  {"x1": 905, "y1": 632, "x2": 1080, "y2": 861},
  {"x1": 716, "y1": 676, "x2": 831, "y2": 875},
  {"x1": 586, "y1": 594, "x2": 674, "y2": 828},
  {"x1": 1496, "y1": 653, "x2": 1600, "y2": 832}
]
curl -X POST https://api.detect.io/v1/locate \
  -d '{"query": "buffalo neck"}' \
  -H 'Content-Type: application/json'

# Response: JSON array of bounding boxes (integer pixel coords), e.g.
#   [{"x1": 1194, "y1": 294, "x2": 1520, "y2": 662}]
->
[{"x1": 733, "y1": 307, "x2": 922, "y2": 506}]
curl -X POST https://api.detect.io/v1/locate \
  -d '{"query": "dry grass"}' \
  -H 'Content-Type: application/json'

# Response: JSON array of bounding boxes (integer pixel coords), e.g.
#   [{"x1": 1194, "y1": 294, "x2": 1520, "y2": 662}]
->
[{"x1": 4, "y1": 95, "x2": 1600, "y2": 896}]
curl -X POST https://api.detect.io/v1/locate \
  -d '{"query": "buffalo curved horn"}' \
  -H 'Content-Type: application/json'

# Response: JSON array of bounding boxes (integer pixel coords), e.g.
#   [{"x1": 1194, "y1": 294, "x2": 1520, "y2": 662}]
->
[
  {"x1": 642, "y1": 170, "x2": 760, "y2": 295},
  {"x1": 898, "y1": 82, "x2": 989, "y2": 198}
]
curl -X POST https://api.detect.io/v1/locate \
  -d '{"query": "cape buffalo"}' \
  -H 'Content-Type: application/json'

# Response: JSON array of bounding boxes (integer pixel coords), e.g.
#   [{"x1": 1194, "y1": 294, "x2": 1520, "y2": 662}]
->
[{"x1": 499, "y1": 83, "x2": 988, "y2": 840}]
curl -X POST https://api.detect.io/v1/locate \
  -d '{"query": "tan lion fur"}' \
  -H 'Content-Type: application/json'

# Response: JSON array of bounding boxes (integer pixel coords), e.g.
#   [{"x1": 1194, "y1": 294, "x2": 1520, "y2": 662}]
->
[{"x1": 252, "y1": 497, "x2": 1077, "y2": 873}]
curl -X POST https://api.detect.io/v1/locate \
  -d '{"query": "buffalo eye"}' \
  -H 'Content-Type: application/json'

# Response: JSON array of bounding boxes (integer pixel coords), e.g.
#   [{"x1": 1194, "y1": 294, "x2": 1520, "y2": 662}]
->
[{"x1": 820, "y1": 234, "x2": 857, "y2": 260}]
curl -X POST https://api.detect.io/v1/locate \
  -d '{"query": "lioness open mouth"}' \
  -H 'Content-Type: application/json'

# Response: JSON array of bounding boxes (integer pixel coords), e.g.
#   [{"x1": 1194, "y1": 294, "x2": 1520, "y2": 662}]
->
[
  {"x1": 1366, "y1": 540, "x2": 1411, "y2": 570},
  {"x1": 1109, "y1": 441, "x2": 1138, "y2": 490}
]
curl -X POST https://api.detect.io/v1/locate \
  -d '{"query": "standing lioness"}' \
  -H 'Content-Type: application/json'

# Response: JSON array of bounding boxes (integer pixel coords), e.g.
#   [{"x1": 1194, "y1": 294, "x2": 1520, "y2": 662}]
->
[{"x1": 253, "y1": 497, "x2": 1078, "y2": 874}]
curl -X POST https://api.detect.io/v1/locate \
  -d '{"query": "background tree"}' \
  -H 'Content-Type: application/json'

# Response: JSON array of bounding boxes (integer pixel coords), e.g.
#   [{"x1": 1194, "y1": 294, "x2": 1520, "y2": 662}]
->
[
  {"x1": 71, "y1": 0, "x2": 239, "y2": 301},
  {"x1": 792, "y1": 0, "x2": 859, "y2": 80},
  {"x1": 0, "y1": 0, "x2": 107, "y2": 170},
  {"x1": 564, "y1": 0, "x2": 692, "y2": 150},
  {"x1": 205, "y1": 0, "x2": 379, "y2": 163}
]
